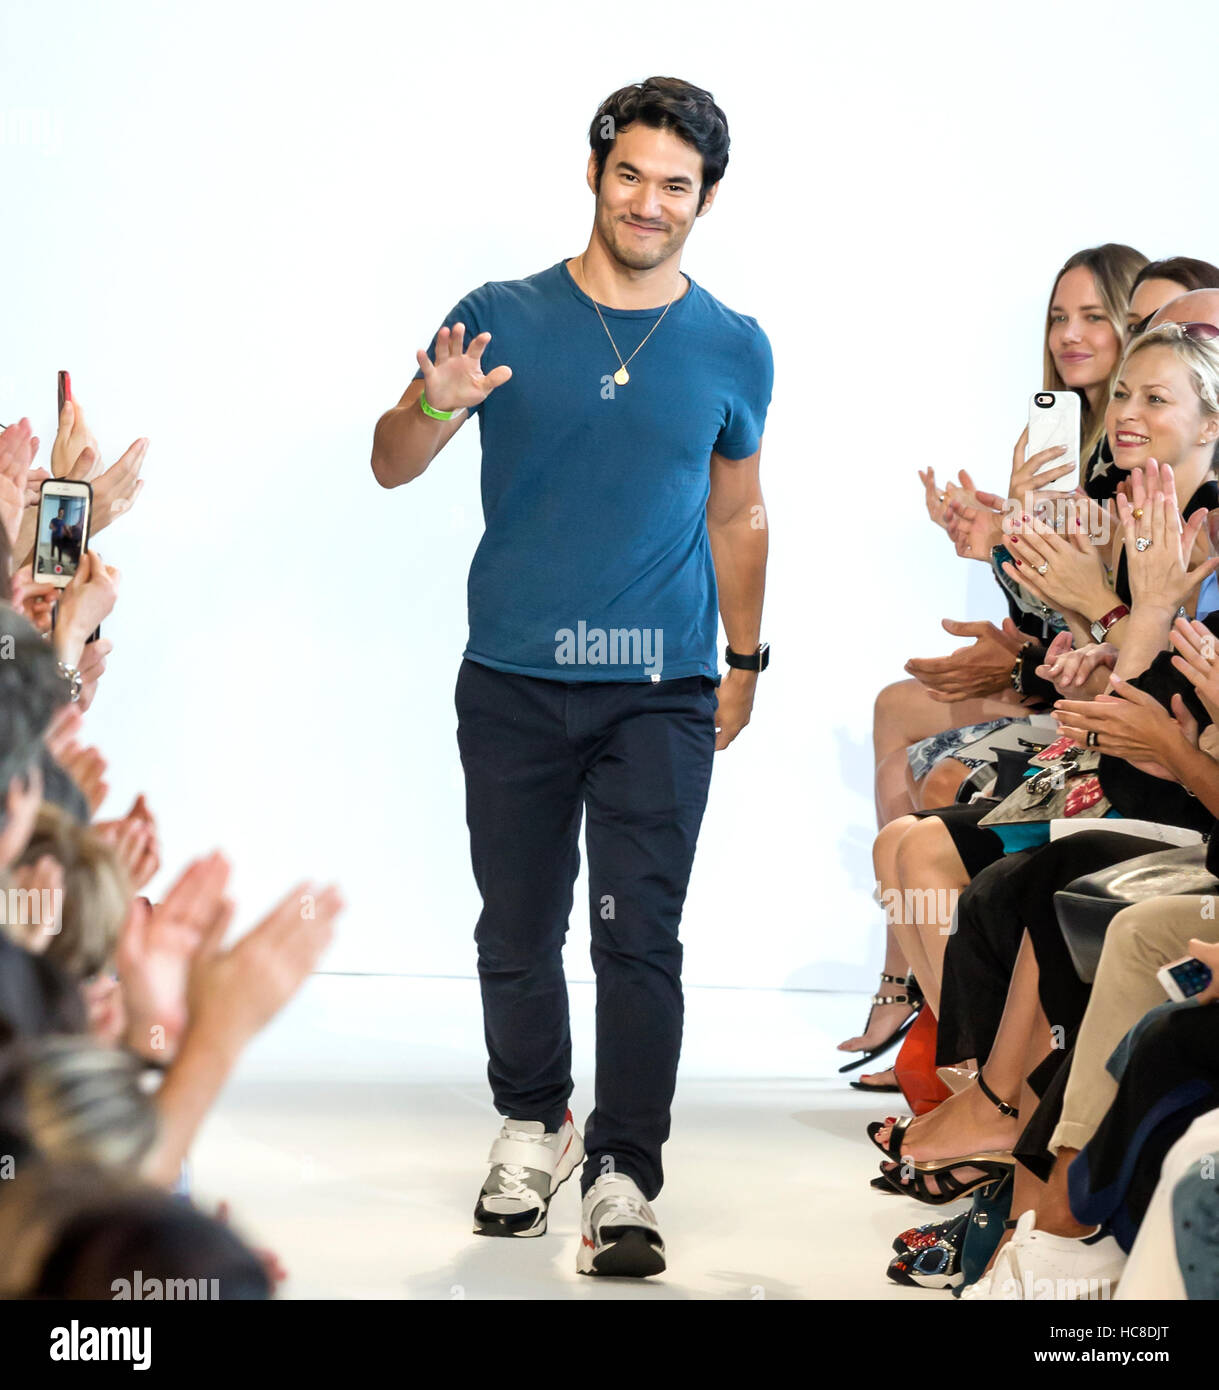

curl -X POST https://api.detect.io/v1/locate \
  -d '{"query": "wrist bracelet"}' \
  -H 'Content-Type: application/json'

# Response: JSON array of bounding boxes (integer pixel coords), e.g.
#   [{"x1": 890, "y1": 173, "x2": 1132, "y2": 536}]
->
[
  {"x1": 419, "y1": 391, "x2": 460, "y2": 421},
  {"x1": 56, "y1": 661, "x2": 82, "y2": 703}
]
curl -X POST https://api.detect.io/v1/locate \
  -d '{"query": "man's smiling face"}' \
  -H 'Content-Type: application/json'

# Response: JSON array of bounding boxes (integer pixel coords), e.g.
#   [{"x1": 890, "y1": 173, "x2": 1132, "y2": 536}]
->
[{"x1": 588, "y1": 121, "x2": 715, "y2": 272}]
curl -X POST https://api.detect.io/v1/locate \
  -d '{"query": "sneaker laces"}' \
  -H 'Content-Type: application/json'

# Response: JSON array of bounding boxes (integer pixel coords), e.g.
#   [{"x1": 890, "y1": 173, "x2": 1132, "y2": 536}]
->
[
  {"x1": 490, "y1": 1127, "x2": 551, "y2": 1202},
  {"x1": 494, "y1": 1165, "x2": 536, "y2": 1200},
  {"x1": 596, "y1": 1189, "x2": 653, "y2": 1227}
]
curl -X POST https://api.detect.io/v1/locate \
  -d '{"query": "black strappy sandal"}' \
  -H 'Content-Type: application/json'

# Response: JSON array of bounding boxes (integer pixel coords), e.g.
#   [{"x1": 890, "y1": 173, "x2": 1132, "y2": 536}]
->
[
  {"x1": 850, "y1": 1071, "x2": 902, "y2": 1094},
  {"x1": 838, "y1": 972, "x2": 923, "y2": 1075},
  {"x1": 867, "y1": 1113, "x2": 918, "y2": 1160},
  {"x1": 873, "y1": 1070, "x2": 1021, "y2": 1206},
  {"x1": 876, "y1": 1156, "x2": 1015, "y2": 1207}
]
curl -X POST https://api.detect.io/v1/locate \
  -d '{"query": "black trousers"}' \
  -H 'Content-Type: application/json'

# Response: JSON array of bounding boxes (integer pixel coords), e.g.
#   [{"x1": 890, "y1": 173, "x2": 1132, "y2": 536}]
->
[
  {"x1": 454, "y1": 657, "x2": 718, "y2": 1200},
  {"x1": 937, "y1": 830, "x2": 1166, "y2": 1067}
]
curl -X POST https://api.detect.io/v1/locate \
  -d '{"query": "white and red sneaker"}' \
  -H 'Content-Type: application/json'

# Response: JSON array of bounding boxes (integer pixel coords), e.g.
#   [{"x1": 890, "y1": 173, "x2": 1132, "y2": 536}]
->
[
  {"x1": 577, "y1": 1172, "x2": 666, "y2": 1277},
  {"x1": 473, "y1": 1109, "x2": 583, "y2": 1238}
]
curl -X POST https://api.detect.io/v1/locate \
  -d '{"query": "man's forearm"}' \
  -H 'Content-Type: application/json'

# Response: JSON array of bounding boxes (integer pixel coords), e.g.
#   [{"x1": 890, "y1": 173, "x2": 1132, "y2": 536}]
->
[
  {"x1": 707, "y1": 513, "x2": 767, "y2": 653},
  {"x1": 371, "y1": 389, "x2": 462, "y2": 488}
]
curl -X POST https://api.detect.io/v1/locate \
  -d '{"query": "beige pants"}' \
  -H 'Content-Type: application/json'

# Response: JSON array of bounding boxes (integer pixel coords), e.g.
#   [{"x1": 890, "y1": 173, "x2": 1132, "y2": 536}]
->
[{"x1": 1051, "y1": 894, "x2": 1219, "y2": 1155}]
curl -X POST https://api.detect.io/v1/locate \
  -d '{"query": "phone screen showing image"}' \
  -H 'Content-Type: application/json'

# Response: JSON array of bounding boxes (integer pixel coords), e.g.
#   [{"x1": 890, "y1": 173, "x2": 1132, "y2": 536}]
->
[
  {"x1": 1165, "y1": 957, "x2": 1213, "y2": 1000},
  {"x1": 35, "y1": 491, "x2": 89, "y2": 583}
]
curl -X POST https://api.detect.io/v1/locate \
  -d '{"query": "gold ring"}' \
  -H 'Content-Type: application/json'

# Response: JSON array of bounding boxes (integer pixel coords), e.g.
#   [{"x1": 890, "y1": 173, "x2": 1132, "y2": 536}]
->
[{"x1": 1132, "y1": 508, "x2": 1144, "y2": 519}]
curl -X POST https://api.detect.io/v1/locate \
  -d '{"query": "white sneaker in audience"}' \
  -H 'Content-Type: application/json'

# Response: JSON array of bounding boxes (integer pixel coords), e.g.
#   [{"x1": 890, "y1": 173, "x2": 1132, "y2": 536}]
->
[{"x1": 960, "y1": 1209, "x2": 1125, "y2": 1300}]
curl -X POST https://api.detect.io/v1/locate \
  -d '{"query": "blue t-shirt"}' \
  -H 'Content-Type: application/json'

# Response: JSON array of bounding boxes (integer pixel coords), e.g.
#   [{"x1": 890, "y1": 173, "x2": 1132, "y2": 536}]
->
[{"x1": 413, "y1": 259, "x2": 774, "y2": 683}]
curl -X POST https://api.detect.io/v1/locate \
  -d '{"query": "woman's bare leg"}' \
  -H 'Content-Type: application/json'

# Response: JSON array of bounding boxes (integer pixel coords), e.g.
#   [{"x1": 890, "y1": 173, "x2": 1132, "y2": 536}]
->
[
  {"x1": 892, "y1": 816, "x2": 974, "y2": 1018},
  {"x1": 909, "y1": 755, "x2": 973, "y2": 813},
  {"x1": 878, "y1": 931, "x2": 1046, "y2": 1160},
  {"x1": 841, "y1": 818, "x2": 922, "y2": 1062},
  {"x1": 877, "y1": 747, "x2": 917, "y2": 826},
  {"x1": 873, "y1": 677, "x2": 1024, "y2": 824}
]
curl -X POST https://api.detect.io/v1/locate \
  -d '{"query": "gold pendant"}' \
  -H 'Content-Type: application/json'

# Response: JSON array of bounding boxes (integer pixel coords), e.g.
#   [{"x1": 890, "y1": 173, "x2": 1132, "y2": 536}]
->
[{"x1": 614, "y1": 367, "x2": 630, "y2": 386}]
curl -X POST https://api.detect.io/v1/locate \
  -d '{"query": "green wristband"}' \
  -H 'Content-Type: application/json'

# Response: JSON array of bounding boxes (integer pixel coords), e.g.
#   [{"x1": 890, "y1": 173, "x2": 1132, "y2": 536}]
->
[{"x1": 419, "y1": 391, "x2": 459, "y2": 421}]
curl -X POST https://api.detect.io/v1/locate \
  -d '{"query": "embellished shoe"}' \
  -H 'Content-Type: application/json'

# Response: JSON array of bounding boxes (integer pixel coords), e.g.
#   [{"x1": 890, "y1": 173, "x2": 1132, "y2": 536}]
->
[
  {"x1": 893, "y1": 1212, "x2": 968, "y2": 1256},
  {"x1": 838, "y1": 973, "x2": 922, "y2": 1075},
  {"x1": 887, "y1": 1210, "x2": 969, "y2": 1289}
]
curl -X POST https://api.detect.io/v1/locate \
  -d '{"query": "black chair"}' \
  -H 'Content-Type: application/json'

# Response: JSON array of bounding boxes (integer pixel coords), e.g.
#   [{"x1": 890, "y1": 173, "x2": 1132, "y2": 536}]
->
[{"x1": 1053, "y1": 843, "x2": 1217, "y2": 983}]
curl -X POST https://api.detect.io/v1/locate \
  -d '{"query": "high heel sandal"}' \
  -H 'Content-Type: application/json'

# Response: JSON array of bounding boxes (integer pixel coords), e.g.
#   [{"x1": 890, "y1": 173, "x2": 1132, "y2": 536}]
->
[
  {"x1": 838, "y1": 973, "x2": 923, "y2": 1075},
  {"x1": 873, "y1": 1071, "x2": 1020, "y2": 1207},
  {"x1": 867, "y1": 1113, "x2": 918, "y2": 1160},
  {"x1": 876, "y1": 1156, "x2": 1014, "y2": 1207}
]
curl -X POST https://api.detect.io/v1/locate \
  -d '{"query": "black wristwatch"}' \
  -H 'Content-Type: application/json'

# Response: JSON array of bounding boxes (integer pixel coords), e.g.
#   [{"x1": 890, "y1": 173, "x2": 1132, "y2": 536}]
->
[{"x1": 725, "y1": 642, "x2": 770, "y2": 672}]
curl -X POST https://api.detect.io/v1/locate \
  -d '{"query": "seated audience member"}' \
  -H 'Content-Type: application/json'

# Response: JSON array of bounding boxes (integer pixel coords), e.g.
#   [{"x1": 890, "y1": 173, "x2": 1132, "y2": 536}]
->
[
  {"x1": 0, "y1": 1165, "x2": 269, "y2": 1300},
  {"x1": 0, "y1": 398, "x2": 342, "y2": 1299},
  {"x1": 863, "y1": 265, "x2": 1219, "y2": 1301}
]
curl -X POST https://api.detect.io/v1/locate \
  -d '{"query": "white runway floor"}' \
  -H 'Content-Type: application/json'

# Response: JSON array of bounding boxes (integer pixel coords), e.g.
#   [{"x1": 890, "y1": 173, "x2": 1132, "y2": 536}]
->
[{"x1": 189, "y1": 975, "x2": 954, "y2": 1300}]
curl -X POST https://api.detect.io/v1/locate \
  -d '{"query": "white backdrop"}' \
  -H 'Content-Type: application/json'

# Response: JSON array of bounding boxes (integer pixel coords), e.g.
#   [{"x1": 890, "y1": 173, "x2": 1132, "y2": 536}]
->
[{"x1": 3, "y1": 0, "x2": 1218, "y2": 989}]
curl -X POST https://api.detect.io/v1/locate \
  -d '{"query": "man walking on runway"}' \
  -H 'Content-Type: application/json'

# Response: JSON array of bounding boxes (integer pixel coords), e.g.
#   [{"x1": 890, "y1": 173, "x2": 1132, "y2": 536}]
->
[{"x1": 371, "y1": 75, "x2": 773, "y2": 1278}]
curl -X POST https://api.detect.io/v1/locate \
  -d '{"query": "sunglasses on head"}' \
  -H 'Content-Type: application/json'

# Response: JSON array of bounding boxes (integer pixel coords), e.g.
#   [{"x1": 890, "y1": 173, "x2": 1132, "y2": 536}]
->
[{"x1": 1130, "y1": 316, "x2": 1219, "y2": 340}]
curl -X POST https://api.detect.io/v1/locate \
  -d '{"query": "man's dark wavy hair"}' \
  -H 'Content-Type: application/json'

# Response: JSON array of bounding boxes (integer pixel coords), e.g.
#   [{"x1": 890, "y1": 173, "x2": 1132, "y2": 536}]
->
[{"x1": 588, "y1": 76, "x2": 730, "y2": 212}]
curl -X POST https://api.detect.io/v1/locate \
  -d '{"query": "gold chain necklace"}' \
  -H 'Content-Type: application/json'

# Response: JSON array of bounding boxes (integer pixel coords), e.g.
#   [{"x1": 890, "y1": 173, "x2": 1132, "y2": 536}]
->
[{"x1": 576, "y1": 254, "x2": 679, "y2": 385}]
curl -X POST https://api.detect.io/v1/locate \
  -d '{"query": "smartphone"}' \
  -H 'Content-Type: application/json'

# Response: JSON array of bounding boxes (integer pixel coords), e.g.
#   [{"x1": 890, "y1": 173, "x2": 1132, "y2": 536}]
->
[
  {"x1": 1157, "y1": 955, "x2": 1214, "y2": 1002},
  {"x1": 57, "y1": 370, "x2": 72, "y2": 416},
  {"x1": 1026, "y1": 391, "x2": 1081, "y2": 492},
  {"x1": 34, "y1": 478, "x2": 92, "y2": 589}
]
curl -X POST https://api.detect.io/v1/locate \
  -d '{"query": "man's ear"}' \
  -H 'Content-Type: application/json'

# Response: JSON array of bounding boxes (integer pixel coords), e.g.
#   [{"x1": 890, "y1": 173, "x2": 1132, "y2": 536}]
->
[{"x1": 696, "y1": 181, "x2": 720, "y2": 217}]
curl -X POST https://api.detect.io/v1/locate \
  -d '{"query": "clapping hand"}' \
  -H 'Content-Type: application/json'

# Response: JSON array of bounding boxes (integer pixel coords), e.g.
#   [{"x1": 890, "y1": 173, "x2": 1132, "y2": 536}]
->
[
  {"x1": 904, "y1": 616, "x2": 1029, "y2": 702},
  {"x1": 1000, "y1": 499, "x2": 1111, "y2": 620},
  {"x1": 0, "y1": 418, "x2": 39, "y2": 546},
  {"x1": 52, "y1": 397, "x2": 147, "y2": 532},
  {"x1": 95, "y1": 794, "x2": 161, "y2": 892},
  {"x1": 1035, "y1": 628, "x2": 1118, "y2": 694},
  {"x1": 1054, "y1": 676, "x2": 1198, "y2": 780},
  {"x1": 117, "y1": 852, "x2": 234, "y2": 1062},
  {"x1": 1169, "y1": 616, "x2": 1219, "y2": 726},
  {"x1": 1115, "y1": 460, "x2": 1218, "y2": 614}
]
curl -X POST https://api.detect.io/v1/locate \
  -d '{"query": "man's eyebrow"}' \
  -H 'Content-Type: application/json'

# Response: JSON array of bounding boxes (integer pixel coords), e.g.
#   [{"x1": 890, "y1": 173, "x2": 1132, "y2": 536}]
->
[{"x1": 615, "y1": 160, "x2": 694, "y2": 186}]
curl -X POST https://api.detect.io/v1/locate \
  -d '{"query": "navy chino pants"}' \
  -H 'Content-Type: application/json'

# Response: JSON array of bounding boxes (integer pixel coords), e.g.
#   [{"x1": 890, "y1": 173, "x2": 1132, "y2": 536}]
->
[{"x1": 454, "y1": 657, "x2": 718, "y2": 1200}]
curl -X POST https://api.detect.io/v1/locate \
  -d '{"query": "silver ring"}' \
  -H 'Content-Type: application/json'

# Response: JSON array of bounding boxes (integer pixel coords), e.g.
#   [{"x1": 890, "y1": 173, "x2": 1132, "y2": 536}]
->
[
  {"x1": 1135, "y1": 536, "x2": 1152, "y2": 552},
  {"x1": 1037, "y1": 563, "x2": 1049, "y2": 575},
  {"x1": 1086, "y1": 730, "x2": 1099, "y2": 748}
]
